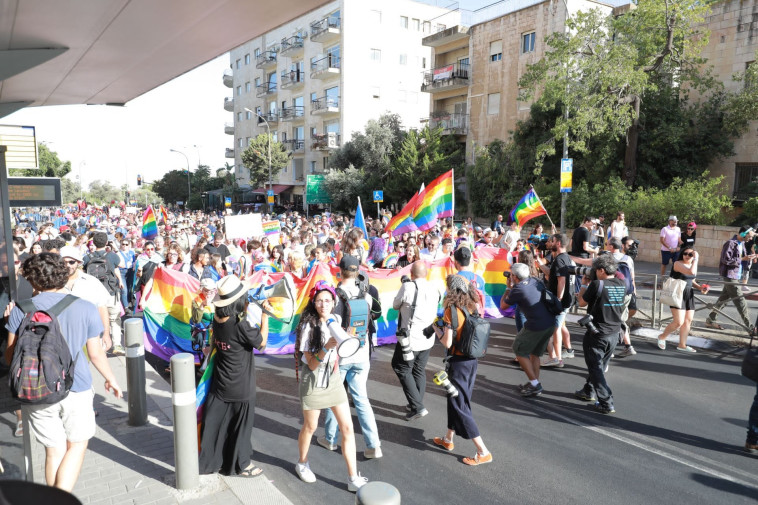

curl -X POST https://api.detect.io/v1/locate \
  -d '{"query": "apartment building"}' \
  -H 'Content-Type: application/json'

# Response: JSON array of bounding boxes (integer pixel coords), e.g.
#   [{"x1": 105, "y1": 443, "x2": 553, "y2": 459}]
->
[
  {"x1": 699, "y1": 0, "x2": 758, "y2": 199},
  {"x1": 420, "y1": 0, "x2": 613, "y2": 165},
  {"x1": 224, "y1": 0, "x2": 450, "y2": 209}
]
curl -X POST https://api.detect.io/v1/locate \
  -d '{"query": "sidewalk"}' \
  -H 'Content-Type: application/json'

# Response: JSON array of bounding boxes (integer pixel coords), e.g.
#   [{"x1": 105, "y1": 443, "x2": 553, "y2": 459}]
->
[{"x1": 26, "y1": 354, "x2": 295, "y2": 505}]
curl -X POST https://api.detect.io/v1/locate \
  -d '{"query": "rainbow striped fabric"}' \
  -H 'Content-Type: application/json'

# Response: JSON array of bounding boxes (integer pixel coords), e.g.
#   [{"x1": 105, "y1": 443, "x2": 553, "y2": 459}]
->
[
  {"x1": 142, "y1": 206, "x2": 158, "y2": 239},
  {"x1": 509, "y1": 188, "x2": 547, "y2": 227},
  {"x1": 262, "y1": 220, "x2": 281, "y2": 236},
  {"x1": 386, "y1": 192, "x2": 420, "y2": 237},
  {"x1": 413, "y1": 170, "x2": 454, "y2": 231},
  {"x1": 159, "y1": 205, "x2": 169, "y2": 224}
]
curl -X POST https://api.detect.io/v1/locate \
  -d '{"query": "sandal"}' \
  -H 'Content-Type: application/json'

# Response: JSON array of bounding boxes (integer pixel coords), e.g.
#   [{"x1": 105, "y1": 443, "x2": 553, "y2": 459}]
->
[
  {"x1": 462, "y1": 452, "x2": 493, "y2": 466},
  {"x1": 14, "y1": 420, "x2": 23, "y2": 438},
  {"x1": 657, "y1": 338, "x2": 666, "y2": 350},
  {"x1": 704, "y1": 321, "x2": 724, "y2": 330},
  {"x1": 238, "y1": 464, "x2": 263, "y2": 478}
]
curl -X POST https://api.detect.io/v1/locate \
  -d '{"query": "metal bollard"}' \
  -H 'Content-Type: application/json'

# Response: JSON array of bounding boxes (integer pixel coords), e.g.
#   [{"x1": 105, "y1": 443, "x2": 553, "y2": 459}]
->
[
  {"x1": 170, "y1": 353, "x2": 199, "y2": 490},
  {"x1": 124, "y1": 318, "x2": 147, "y2": 426},
  {"x1": 355, "y1": 482, "x2": 401, "y2": 505}
]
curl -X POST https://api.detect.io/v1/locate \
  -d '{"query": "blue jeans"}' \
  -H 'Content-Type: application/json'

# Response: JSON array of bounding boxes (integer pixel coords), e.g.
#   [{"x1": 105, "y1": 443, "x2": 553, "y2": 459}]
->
[
  {"x1": 324, "y1": 361, "x2": 380, "y2": 449},
  {"x1": 748, "y1": 382, "x2": 758, "y2": 445}
]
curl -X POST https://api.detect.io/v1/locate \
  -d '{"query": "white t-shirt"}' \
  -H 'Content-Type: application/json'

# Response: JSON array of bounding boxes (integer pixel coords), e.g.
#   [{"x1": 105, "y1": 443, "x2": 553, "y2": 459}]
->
[{"x1": 68, "y1": 271, "x2": 110, "y2": 307}]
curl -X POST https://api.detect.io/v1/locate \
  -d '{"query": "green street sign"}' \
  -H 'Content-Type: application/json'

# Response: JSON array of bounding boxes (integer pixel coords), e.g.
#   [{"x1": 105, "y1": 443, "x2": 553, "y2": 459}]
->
[{"x1": 306, "y1": 174, "x2": 331, "y2": 204}]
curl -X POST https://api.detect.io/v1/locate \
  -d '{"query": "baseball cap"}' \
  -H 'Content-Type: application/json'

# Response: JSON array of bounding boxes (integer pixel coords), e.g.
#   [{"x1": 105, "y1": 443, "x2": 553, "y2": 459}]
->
[
  {"x1": 668, "y1": 215, "x2": 678, "y2": 222},
  {"x1": 339, "y1": 254, "x2": 360, "y2": 271},
  {"x1": 59, "y1": 245, "x2": 83, "y2": 263},
  {"x1": 453, "y1": 246, "x2": 471, "y2": 266}
]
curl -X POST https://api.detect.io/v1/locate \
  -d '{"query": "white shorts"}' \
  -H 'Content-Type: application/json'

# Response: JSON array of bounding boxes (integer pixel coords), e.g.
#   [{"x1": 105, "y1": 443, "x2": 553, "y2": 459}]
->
[{"x1": 22, "y1": 389, "x2": 96, "y2": 447}]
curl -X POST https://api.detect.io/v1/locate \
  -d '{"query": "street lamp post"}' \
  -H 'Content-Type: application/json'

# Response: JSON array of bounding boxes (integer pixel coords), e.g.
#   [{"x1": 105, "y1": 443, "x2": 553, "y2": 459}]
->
[
  {"x1": 169, "y1": 148, "x2": 191, "y2": 209},
  {"x1": 78, "y1": 161, "x2": 86, "y2": 200},
  {"x1": 245, "y1": 107, "x2": 273, "y2": 213}
]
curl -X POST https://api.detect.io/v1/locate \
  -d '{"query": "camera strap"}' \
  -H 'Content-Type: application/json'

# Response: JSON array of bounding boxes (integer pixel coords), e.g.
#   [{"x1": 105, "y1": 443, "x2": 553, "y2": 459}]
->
[{"x1": 401, "y1": 280, "x2": 420, "y2": 331}]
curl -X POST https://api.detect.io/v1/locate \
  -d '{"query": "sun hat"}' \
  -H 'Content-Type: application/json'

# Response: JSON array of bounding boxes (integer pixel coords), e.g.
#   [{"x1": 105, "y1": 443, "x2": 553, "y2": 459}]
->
[{"x1": 213, "y1": 276, "x2": 252, "y2": 307}]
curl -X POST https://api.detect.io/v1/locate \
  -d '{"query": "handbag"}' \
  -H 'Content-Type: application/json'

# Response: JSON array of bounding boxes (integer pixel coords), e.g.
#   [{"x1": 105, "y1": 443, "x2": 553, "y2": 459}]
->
[
  {"x1": 742, "y1": 335, "x2": 758, "y2": 383},
  {"x1": 660, "y1": 277, "x2": 686, "y2": 309}
]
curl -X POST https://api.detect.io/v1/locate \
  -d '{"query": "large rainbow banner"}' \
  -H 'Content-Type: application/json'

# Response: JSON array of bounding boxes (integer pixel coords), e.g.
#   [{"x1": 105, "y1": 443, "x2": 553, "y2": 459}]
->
[{"x1": 142, "y1": 247, "x2": 512, "y2": 360}]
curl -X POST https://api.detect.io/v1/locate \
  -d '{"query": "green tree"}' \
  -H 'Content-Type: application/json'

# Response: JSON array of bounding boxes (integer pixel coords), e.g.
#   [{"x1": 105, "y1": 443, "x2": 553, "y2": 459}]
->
[
  {"x1": 60, "y1": 177, "x2": 81, "y2": 204},
  {"x1": 323, "y1": 166, "x2": 373, "y2": 213},
  {"x1": 86, "y1": 180, "x2": 122, "y2": 204},
  {"x1": 328, "y1": 113, "x2": 406, "y2": 178},
  {"x1": 152, "y1": 170, "x2": 193, "y2": 206},
  {"x1": 10, "y1": 143, "x2": 72, "y2": 178},
  {"x1": 519, "y1": 0, "x2": 713, "y2": 186},
  {"x1": 240, "y1": 134, "x2": 289, "y2": 189}
]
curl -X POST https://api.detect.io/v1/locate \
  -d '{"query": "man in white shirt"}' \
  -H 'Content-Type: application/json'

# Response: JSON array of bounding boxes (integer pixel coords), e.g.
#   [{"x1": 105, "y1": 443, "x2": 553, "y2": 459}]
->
[
  {"x1": 502, "y1": 221, "x2": 522, "y2": 252},
  {"x1": 420, "y1": 235, "x2": 444, "y2": 261},
  {"x1": 660, "y1": 215, "x2": 682, "y2": 276}
]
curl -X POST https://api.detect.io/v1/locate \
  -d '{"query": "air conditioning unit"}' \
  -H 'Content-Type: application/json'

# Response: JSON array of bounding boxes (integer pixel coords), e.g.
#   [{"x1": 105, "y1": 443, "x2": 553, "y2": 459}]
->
[{"x1": 327, "y1": 132, "x2": 338, "y2": 148}]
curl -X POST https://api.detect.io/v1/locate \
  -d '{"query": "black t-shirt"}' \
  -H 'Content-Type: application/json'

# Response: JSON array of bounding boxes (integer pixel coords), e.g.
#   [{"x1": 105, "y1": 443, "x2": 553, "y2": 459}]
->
[
  {"x1": 571, "y1": 227, "x2": 591, "y2": 258},
  {"x1": 211, "y1": 317, "x2": 264, "y2": 402},
  {"x1": 583, "y1": 277, "x2": 625, "y2": 336},
  {"x1": 205, "y1": 243, "x2": 231, "y2": 261},
  {"x1": 83, "y1": 250, "x2": 121, "y2": 271},
  {"x1": 548, "y1": 252, "x2": 574, "y2": 309},
  {"x1": 682, "y1": 231, "x2": 696, "y2": 249}
]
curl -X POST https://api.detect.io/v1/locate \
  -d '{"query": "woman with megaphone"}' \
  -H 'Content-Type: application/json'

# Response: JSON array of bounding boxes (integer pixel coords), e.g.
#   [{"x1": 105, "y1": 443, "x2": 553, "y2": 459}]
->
[{"x1": 293, "y1": 280, "x2": 368, "y2": 493}]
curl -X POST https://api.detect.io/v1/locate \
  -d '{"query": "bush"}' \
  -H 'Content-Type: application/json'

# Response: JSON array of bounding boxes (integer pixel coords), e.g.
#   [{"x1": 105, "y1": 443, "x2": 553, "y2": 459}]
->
[{"x1": 741, "y1": 197, "x2": 758, "y2": 225}]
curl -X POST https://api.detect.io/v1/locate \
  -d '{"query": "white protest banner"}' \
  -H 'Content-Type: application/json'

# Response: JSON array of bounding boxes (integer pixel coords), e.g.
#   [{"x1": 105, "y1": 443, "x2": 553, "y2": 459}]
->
[{"x1": 225, "y1": 213, "x2": 263, "y2": 239}]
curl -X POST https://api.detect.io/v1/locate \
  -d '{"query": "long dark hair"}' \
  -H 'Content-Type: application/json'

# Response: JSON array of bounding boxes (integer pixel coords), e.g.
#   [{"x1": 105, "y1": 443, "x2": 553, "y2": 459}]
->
[{"x1": 295, "y1": 291, "x2": 335, "y2": 355}]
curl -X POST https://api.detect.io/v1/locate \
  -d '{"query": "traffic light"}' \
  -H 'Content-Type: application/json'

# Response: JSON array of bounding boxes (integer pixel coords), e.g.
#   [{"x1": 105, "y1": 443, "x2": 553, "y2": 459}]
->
[{"x1": 137, "y1": 174, "x2": 142, "y2": 186}]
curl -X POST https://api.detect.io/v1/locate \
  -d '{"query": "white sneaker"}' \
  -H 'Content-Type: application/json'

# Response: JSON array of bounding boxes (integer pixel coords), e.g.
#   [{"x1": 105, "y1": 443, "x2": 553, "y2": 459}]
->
[
  {"x1": 316, "y1": 436, "x2": 337, "y2": 451},
  {"x1": 295, "y1": 461, "x2": 316, "y2": 483},
  {"x1": 348, "y1": 473, "x2": 368, "y2": 492},
  {"x1": 364, "y1": 446, "x2": 383, "y2": 459}
]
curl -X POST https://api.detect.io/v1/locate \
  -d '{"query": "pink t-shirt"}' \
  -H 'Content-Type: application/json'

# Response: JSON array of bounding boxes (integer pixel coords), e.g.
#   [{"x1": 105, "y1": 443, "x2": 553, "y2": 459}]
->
[{"x1": 660, "y1": 225, "x2": 681, "y2": 251}]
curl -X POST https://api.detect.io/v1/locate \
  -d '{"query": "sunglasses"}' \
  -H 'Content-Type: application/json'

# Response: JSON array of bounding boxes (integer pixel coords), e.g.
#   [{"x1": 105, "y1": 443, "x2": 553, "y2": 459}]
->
[
  {"x1": 145, "y1": 248, "x2": 155, "y2": 251},
  {"x1": 682, "y1": 252, "x2": 694, "y2": 257},
  {"x1": 64, "y1": 259, "x2": 79, "y2": 266},
  {"x1": 687, "y1": 227, "x2": 695, "y2": 230}
]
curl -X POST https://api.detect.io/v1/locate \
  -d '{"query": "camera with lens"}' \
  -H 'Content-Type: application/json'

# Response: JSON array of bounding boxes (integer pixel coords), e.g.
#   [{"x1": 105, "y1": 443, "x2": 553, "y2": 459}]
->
[
  {"x1": 578, "y1": 314, "x2": 601, "y2": 337},
  {"x1": 433, "y1": 370, "x2": 459, "y2": 398},
  {"x1": 422, "y1": 317, "x2": 445, "y2": 338},
  {"x1": 625, "y1": 239, "x2": 640, "y2": 260},
  {"x1": 567, "y1": 265, "x2": 596, "y2": 281},
  {"x1": 396, "y1": 327, "x2": 414, "y2": 361},
  {"x1": 502, "y1": 270, "x2": 510, "y2": 279},
  {"x1": 400, "y1": 275, "x2": 412, "y2": 284}
]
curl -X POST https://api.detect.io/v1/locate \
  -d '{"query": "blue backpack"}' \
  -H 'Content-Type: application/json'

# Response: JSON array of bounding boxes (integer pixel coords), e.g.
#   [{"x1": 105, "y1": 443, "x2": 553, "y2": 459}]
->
[{"x1": 616, "y1": 256, "x2": 634, "y2": 295}]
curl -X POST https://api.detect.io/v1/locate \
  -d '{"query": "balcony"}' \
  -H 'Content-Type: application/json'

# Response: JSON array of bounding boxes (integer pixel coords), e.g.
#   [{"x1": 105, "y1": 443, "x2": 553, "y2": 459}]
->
[
  {"x1": 310, "y1": 55, "x2": 340, "y2": 79},
  {"x1": 284, "y1": 139, "x2": 305, "y2": 152},
  {"x1": 280, "y1": 106, "x2": 305, "y2": 121},
  {"x1": 281, "y1": 68, "x2": 305, "y2": 89},
  {"x1": 428, "y1": 113, "x2": 468, "y2": 135},
  {"x1": 310, "y1": 14, "x2": 340, "y2": 43},
  {"x1": 255, "y1": 50, "x2": 277, "y2": 69},
  {"x1": 225, "y1": 148, "x2": 235, "y2": 158},
  {"x1": 222, "y1": 69, "x2": 233, "y2": 87},
  {"x1": 311, "y1": 132, "x2": 341, "y2": 150},
  {"x1": 280, "y1": 34, "x2": 305, "y2": 56},
  {"x1": 311, "y1": 95, "x2": 339, "y2": 115},
  {"x1": 421, "y1": 62, "x2": 470, "y2": 93},
  {"x1": 223, "y1": 97, "x2": 234, "y2": 111},
  {"x1": 256, "y1": 82, "x2": 277, "y2": 97},
  {"x1": 257, "y1": 112, "x2": 279, "y2": 125},
  {"x1": 224, "y1": 122, "x2": 234, "y2": 135},
  {"x1": 421, "y1": 25, "x2": 471, "y2": 48}
]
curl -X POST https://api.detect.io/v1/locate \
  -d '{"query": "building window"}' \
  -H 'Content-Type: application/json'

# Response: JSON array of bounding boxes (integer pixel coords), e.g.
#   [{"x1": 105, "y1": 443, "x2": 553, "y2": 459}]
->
[
  {"x1": 399, "y1": 54, "x2": 407, "y2": 65},
  {"x1": 254, "y1": 48, "x2": 261, "y2": 58},
  {"x1": 311, "y1": 127, "x2": 318, "y2": 137},
  {"x1": 246, "y1": 137, "x2": 251, "y2": 145},
  {"x1": 323, "y1": 157, "x2": 329, "y2": 170},
  {"x1": 244, "y1": 53, "x2": 250, "y2": 65},
  {"x1": 522, "y1": 31, "x2": 536, "y2": 53},
  {"x1": 310, "y1": 161, "x2": 317, "y2": 174},
  {"x1": 422, "y1": 57, "x2": 427, "y2": 69},
  {"x1": 245, "y1": 81, "x2": 251, "y2": 93},
  {"x1": 400, "y1": 16, "x2": 408, "y2": 29},
  {"x1": 435, "y1": 23, "x2": 446, "y2": 32},
  {"x1": 236, "y1": 85, "x2": 241, "y2": 96},
  {"x1": 490, "y1": 40, "x2": 502, "y2": 62},
  {"x1": 246, "y1": 110, "x2": 252, "y2": 120},
  {"x1": 370, "y1": 48, "x2": 381, "y2": 62},
  {"x1": 255, "y1": 77, "x2": 261, "y2": 88},
  {"x1": 238, "y1": 138, "x2": 244, "y2": 148},
  {"x1": 487, "y1": 93, "x2": 500, "y2": 115},
  {"x1": 237, "y1": 112, "x2": 243, "y2": 121},
  {"x1": 310, "y1": 92, "x2": 317, "y2": 104},
  {"x1": 235, "y1": 58, "x2": 241, "y2": 69},
  {"x1": 412, "y1": 18, "x2": 420, "y2": 31},
  {"x1": 735, "y1": 163, "x2": 758, "y2": 199},
  {"x1": 370, "y1": 10, "x2": 381, "y2": 23},
  {"x1": 272, "y1": 132, "x2": 278, "y2": 142},
  {"x1": 422, "y1": 21, "x2": 431, "y2": 33}
]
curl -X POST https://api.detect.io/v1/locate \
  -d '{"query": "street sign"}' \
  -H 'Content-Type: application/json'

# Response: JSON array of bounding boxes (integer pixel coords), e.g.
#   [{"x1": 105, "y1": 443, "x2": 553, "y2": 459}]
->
[
  {"x1": 266, "y1": 189, "x2": 274, "y2": 197},
  {"x1": 267, "y1": 196, "x2": 274, "y2": 204},
  {"x1": 7, "y1": 177, "x2": 61, "y2": 207},
  {"x1": 224, "y1": 197, "x2": 231, "y2": 208},
  {"x1": 0, "y1": 125, "x2": 38, "y2": 169},
  {"x1": 560, "y1": 158, "x2": 573, "y2": 193},
  {"x1": 306, "y1": 174, "x2": 331, "y2": 204},
  {"x1": 373, "y1": 190, "x2": 383, "y2": 203}
]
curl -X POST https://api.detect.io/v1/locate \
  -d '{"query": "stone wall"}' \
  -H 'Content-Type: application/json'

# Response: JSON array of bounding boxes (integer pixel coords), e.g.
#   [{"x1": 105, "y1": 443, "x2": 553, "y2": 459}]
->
[{"x1": 621, "y1": 225, "x2": 737, "y2": 268}]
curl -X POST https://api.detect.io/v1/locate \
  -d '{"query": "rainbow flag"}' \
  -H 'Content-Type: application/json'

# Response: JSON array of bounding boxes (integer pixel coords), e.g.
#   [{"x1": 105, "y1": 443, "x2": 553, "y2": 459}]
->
[
  {"x1": 159, "y1": 205, "x2": 169, "y2": 224},
  {"x1": 509, "y1": 188, "x2": 547, "y2": 227},
  {"x1": 383, "y1": 252, "x2": 399, "y2": 268},
  {"x1": 413, "y1": 170, "x2": 454, "y2": 231},
  {"x1": 142, "y1": 206, "x2": 158, "y2": 239},
  {"x1": 386, "y1": 192, "x2": 419, "y2": 237},
  {"x1": 262, "y1": 220, "x2": 281, "y2": 236}
]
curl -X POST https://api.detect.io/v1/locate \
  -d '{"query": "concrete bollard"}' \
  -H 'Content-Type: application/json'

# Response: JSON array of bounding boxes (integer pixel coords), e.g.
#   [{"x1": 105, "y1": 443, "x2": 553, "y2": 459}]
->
[
  {"x1": 355, "y1": 481, "x2": 401, "y2": 505},
  {"x1": 170, "y1": 353, "x2": 199, "y2": 490},
  {"x1": 124, "y1": 318, "x2": 147, "y2": 426}
]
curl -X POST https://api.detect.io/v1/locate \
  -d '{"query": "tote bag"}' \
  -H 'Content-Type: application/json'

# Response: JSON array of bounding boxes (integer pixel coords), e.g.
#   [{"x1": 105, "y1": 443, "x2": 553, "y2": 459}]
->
[{"x1": 660, "y1": 277, "x2": 686, "y2": 309}]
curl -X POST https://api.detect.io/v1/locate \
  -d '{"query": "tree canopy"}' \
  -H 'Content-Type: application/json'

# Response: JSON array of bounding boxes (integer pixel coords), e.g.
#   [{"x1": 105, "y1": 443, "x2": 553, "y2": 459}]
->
[
  {"x1": 240, "y1": 134, "x2": 290, "y2": 189},
  {"x1": 10, "y1": 143, "x2": 72, "y2": 178}
]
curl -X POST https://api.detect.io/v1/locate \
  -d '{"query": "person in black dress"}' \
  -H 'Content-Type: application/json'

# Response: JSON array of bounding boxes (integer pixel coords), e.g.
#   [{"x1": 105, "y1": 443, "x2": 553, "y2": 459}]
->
[
  {"x1": 657, "y1": 246, "x2": 709, "y2": 353},
  {"x1": 199, "y1": 275, "x2": 269, "y2": 476}
]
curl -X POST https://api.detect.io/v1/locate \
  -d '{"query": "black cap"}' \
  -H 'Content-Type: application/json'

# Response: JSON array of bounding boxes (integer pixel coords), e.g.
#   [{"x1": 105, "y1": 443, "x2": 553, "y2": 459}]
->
[
  {"x1": 453, "y1": 246, "x2": 471, "y2": 266},
  {"x1": 339, "y1": 254, "x2": 360, "y2": 271}
]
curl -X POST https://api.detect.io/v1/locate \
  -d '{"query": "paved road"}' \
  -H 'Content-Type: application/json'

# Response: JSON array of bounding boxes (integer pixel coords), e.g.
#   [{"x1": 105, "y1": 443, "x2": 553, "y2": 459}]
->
[{"x1": 249, "y1": 317, "x2": 757, "y2": 505}]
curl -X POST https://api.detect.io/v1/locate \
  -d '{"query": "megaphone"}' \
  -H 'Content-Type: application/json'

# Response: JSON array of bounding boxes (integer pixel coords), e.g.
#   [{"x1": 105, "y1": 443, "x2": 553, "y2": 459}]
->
[
  {"x1": 247, "y1": 275, "x2": 296, "y2": 323},
  {"x1": 325, "y1": 317, "x2": 362, "y2": 358}
]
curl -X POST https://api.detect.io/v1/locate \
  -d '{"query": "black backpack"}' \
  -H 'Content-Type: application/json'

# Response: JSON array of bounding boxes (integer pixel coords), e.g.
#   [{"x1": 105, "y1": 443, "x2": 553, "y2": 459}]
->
[
  {"x1": 450, "y1": 305, "x2": 491, "y2": 359},
  {"x1": 9, "y1": 296, "x2": 77, "y2": 404},
  {"x1": 86, "y1": 251, "x2": 119, "y2": 295},
  {"x1": 540, "y1": 281, "x2": 565, "y2": 315}
]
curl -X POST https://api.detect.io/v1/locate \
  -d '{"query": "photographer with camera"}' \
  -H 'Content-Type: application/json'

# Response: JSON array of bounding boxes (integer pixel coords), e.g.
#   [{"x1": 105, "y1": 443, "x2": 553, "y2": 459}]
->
[
  {"x1": 538, "y1": 234, "x2": 574, "y2": 367},
  {"x1": 574, "y1": 254, "x2": 626, "y2": 414},
  {"x1": 392, "y1": 263, "x2": 441, "y2": 421},
  {"x1": 500, "y1": 263, "x2": 557, "y2": 397}
]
